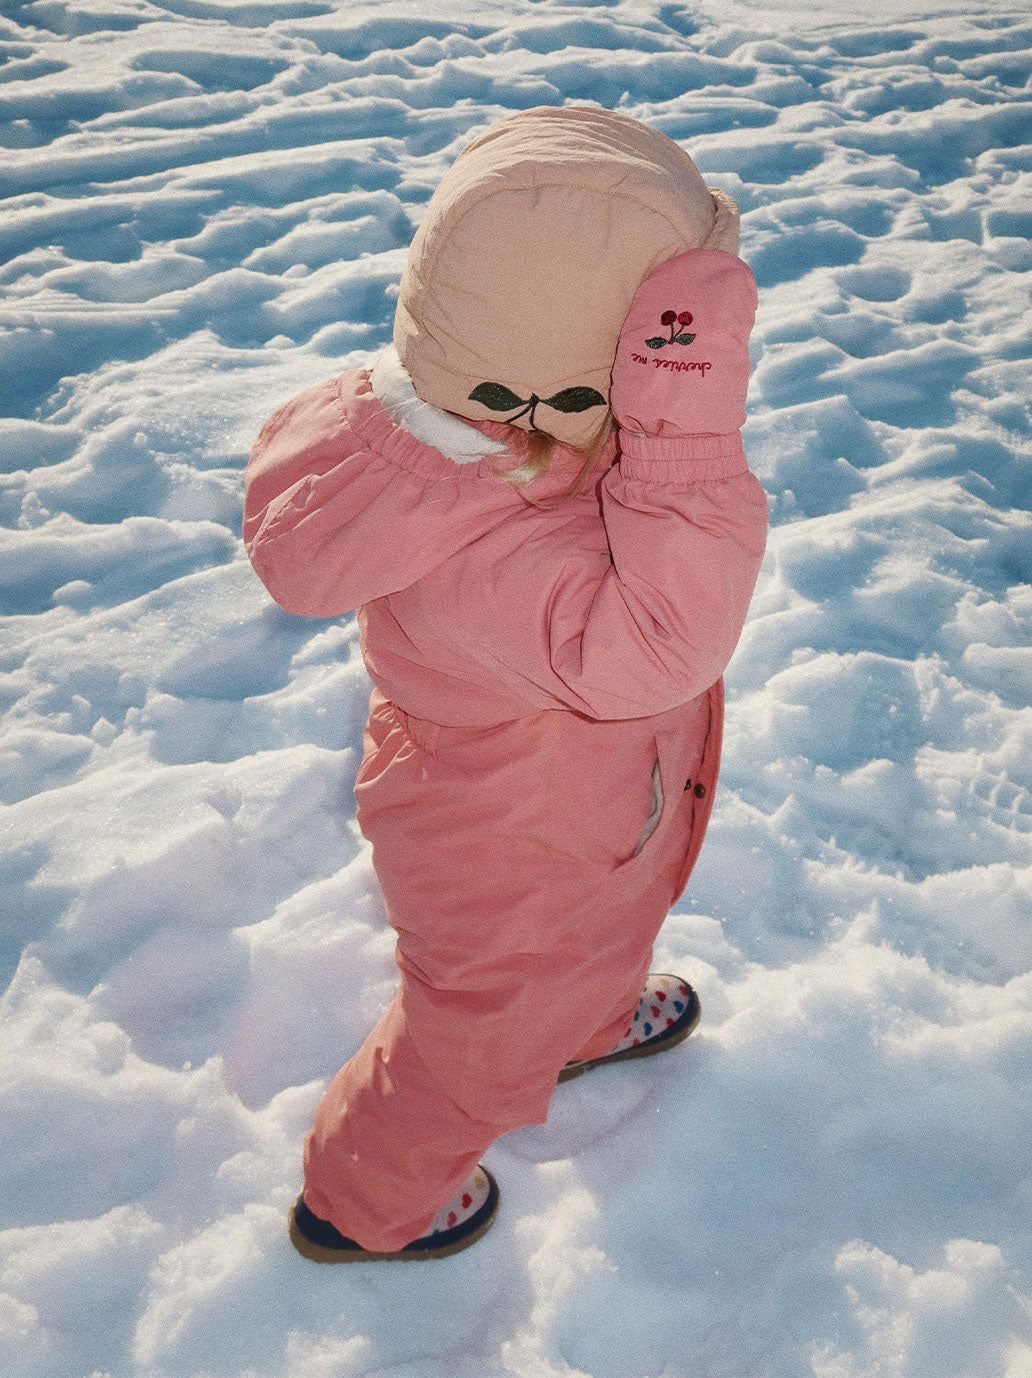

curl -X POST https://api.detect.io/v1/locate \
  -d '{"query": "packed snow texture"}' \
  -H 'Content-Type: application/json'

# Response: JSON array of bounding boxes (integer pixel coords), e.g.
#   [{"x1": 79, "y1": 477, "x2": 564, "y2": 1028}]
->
[{"x1": 1, "y1": 1, "x2": 1030, "y2": 1375}]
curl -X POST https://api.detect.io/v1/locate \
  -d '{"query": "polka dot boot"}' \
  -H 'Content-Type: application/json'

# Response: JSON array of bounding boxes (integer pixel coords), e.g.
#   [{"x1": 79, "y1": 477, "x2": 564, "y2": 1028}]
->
[
  {"x1": 289, "y1": 1165, "x2": 499, "y2": 1263},
  {"x1": 557, "y1": 973, "x2": 701, "y2": 1083}
]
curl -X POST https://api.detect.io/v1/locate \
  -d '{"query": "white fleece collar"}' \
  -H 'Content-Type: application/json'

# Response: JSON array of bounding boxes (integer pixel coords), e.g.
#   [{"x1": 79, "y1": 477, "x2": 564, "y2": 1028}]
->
[{"x1": 369, "y1": 344, "x2": 509, "y2": 464}]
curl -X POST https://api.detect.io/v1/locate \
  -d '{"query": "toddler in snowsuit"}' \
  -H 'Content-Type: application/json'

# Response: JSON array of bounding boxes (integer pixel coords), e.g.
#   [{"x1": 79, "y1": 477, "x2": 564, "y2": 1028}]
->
[{"x1": 243, "y1": 105, "x2": 768, "y2": 1261}]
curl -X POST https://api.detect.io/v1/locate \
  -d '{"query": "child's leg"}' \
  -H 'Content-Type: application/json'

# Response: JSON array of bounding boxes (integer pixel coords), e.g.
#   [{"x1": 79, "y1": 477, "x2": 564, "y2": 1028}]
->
[
  {"x1": 304, "y1": 703, "x2": 694, "y2": 1252},
  {"x1": 302, "y1": 994, "x2": 499, "y2": 1253},
  {"x1": 303, "y1": 866, "x2": 675, "y2": 1253}
]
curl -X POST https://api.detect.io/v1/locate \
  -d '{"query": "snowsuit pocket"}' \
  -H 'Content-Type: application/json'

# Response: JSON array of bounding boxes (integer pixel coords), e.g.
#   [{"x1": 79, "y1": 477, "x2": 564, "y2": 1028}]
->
[{"x1": 631, "y1": 758, "x2": 664, "y2": 858}]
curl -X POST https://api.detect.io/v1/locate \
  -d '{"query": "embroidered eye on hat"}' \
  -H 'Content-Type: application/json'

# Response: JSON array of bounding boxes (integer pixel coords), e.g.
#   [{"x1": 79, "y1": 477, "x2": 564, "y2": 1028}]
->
[{"x1": 392, "y1": 103, "x2": 740, "y2": 448}]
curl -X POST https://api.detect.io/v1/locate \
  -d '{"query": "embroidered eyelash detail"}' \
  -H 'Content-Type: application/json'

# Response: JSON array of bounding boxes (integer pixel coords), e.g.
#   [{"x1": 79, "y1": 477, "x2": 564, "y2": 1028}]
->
[{"x1": 468, "y1": 382, "x2": 607, "y2": 430}]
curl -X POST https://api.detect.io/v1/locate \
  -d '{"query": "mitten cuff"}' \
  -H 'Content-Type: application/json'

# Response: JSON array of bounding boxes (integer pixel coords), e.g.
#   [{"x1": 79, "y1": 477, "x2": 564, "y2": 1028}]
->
[{"x1": 618, "y1": 429, "x2": 748, "y2": 481}]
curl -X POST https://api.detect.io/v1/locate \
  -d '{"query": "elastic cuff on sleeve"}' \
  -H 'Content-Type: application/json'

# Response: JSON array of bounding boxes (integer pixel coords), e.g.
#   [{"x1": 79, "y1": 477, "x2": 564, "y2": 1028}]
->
[{"x1": 617, "y1": 429, "x2": 748, "y2": 481}]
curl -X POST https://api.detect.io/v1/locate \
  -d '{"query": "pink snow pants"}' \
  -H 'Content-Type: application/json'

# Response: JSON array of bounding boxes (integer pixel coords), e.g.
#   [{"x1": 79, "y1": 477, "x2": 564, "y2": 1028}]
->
[{"x1": 303, "y1": 684, "x2": 721, "y2": 1251}]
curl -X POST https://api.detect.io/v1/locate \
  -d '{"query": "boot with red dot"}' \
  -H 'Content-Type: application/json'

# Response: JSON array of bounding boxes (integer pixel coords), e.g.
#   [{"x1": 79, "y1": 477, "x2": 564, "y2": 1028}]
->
[
  {"x1": 557, "y1": 973, "x2": 701, "y2": 1083},
  {"x1": 289, "y1": 1165, "x2": 499, "y2": 1263}
]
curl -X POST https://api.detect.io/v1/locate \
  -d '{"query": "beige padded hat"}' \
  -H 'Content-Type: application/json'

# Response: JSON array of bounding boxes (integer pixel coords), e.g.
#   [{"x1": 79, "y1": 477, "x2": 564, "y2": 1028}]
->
[{"x1": 392, "y1": 104, "x2": 740, "y2": 447}]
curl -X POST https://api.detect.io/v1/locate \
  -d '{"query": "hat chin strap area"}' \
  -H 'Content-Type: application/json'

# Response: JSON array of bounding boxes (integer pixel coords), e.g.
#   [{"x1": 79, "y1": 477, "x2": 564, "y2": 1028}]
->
[{"x1": 369, "y1": 344, "x2": 511, "y2": 465}]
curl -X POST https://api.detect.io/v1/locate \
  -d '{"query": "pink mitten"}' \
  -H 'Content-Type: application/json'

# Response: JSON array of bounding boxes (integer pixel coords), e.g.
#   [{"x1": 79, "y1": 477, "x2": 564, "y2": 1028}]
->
[{"x1": 609, "y1": 248, "x2": 758, "y2": 439}]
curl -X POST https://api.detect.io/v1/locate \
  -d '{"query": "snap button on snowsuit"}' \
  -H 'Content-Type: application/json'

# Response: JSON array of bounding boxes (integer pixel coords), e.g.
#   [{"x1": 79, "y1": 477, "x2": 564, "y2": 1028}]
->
[{"x1": 694, "y1": 782, "x2": 707, "y2": 799}]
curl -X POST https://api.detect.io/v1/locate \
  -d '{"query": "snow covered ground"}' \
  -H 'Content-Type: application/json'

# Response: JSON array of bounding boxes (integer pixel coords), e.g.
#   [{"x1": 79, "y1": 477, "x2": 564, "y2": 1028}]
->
[{"x1": 1, "y1": 0, "x2": 1030, "y2": 1374}]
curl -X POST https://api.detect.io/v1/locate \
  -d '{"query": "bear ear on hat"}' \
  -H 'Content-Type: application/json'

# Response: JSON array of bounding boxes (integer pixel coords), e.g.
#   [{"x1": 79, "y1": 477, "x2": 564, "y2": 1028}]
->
[{"x1": 700, "y1": 186, "x2": 740, "y2": 253}]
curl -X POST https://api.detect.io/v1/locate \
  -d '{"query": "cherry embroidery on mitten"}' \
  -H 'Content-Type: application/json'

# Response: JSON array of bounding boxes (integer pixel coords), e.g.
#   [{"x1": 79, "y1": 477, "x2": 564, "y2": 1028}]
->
[{"x1": 646, "y1": 309, "x2": 696, "y2": 350}]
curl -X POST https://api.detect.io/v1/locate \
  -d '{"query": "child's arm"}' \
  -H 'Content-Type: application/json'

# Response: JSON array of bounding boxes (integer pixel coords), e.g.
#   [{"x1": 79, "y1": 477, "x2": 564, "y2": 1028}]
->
[
  {"x1": 243, "y1": 374, "x2": 511, "y2": 618},
  {"x1": 528, "y1": 249, "x2": 768, "y2": 718}
]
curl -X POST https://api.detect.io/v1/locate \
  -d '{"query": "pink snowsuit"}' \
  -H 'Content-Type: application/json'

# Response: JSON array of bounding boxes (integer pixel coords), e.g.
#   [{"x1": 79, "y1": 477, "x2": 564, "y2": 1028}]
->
[{"x1": 243, "y1": 107, "x2": 769, "y2": 1253}]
